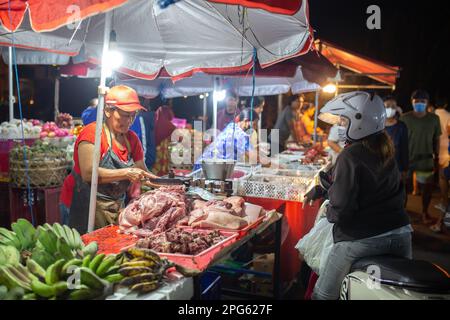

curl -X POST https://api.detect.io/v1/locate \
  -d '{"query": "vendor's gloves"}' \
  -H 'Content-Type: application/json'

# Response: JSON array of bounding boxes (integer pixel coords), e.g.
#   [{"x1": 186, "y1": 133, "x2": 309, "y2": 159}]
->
[{"x1": 303, "y1": 185, "x2": 327, "y2": 208}]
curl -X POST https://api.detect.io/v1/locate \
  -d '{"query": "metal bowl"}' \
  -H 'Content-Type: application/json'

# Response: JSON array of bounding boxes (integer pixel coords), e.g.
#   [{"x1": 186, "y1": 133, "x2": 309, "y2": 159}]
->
[{"x1": 201, "y1": 160, "x2": 236, "y2": 180}]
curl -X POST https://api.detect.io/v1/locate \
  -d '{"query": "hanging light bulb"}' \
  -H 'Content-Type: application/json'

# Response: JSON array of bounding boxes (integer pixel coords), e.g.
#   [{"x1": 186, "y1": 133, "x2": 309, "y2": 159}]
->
[
  {"x1": 322, "y1": 83, "x2": 337, "y2": 94},
  {"x1": 199, "y1": 94, "x2": 205, "y2": 99},
  {"x1": 103, "y1": 30, "x2": 123, "y2": 77},
  {"x1": 213, "y1": 90, "x2": 226, "y2": 102}
]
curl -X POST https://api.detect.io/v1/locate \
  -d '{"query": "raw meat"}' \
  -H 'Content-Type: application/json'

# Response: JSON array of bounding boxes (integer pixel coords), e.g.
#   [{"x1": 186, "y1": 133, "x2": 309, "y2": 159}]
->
[
  {"x1": 181, "y1": 196, "x2": 250, "y2": 230},
  {"x1": 136, "y1": 228, "x2": 226, "y2": 255},
  {"x1": 119, "y1": 186, "x2": 187, "y2": 235},
  {"x1": 191, "y1": 210, "x2": 248, "y2": 230}
]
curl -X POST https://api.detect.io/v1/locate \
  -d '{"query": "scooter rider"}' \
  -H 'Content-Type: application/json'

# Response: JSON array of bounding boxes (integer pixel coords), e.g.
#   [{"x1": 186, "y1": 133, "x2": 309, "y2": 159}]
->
[{"x1": 305, "y1": 91, "x2": 413, "y2": 300}]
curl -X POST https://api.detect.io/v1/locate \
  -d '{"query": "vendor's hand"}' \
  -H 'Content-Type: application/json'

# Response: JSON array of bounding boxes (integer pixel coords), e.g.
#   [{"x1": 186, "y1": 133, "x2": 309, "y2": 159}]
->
[
  {"x1": 303, "y1": 185, "x2": 326, "y2": 208},
  {"x1": 126, "y1": 168, "x2": 153, "y2": 182}
]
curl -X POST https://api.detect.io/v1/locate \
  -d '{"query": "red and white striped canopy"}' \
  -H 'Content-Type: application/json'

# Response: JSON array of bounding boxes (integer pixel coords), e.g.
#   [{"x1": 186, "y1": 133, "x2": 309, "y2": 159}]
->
[{"x1": 0, "y1": 0, "x2": 313, "y2": 81}]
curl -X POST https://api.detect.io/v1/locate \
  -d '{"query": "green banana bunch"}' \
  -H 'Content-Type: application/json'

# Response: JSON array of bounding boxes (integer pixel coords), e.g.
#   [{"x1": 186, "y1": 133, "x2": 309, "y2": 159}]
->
[
  {"x1": 0, "y1": 245, "x2": 21, "y2": 267},
  {"x1": 45, "y1": 259, "x2": 66, "y2": 285},
  {"x1": 31, "y1": 247, "x2": 56, "y2": 270},
  {"x1": 10, "y1": 219, "x2": 37, "y2": 252},
  {"x1": 0, "y1": 286, "x2": 25, "y2": 300},
  {"x1": 81, "y1": 242, "x2": 98, "y2": 258},
  {"x1": 95, "y1": 255, "x2": 117, "y2": 278},
  {"x1": 26, "y1": 258, "x2": 46, "y2": 280},
  {"x1": 0, "y1": 228, "x2": 21, "y2": 250},
  {"x1": 30, "y1": 278, "x2": 68, "y2": 299},
  {"x1": 0, "y1": 265, "x2": 32, "y2": 291},
  {"x1": 0, "y1": 285, "x2": 8, "y2": 299}
]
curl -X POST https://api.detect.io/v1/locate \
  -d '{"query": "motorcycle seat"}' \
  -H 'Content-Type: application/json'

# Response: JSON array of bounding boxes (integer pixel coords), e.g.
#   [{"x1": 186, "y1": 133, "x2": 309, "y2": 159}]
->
[{"x1": 351, "y1": 255, "x2": 450, "y2": 293}]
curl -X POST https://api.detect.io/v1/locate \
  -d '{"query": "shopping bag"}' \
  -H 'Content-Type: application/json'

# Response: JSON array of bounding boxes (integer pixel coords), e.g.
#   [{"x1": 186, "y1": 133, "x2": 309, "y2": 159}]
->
[{"x1": 295, "y1": 217, "x2": 334, "y2": 275}]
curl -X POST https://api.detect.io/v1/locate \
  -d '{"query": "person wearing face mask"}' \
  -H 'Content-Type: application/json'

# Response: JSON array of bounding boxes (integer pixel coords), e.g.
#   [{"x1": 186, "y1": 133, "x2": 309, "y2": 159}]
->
[
  {"x1": 305, "y1": 91, "x2": 412, "y2": 300},
  {"x1": 383, "y1": 95, "x2": 403, "y2": 117},
  {"x1": 327, "y1": 120, "x2": 347, "y2": 165},
  {"x1": 194, "y1": 108, "x2": 267, "y2": 168},
  {"x1": 400, "y1": 90, "x2": 441, "y2": 224},
  {"x1": 384, "y1": 97, "x2": 409, "y2": 184}
]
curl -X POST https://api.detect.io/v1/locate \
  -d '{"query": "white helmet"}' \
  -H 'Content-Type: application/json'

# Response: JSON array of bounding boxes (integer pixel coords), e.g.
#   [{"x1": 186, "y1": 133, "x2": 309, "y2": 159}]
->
[{"x1": 319, "y1": 91, "x2": 386, "y2": 141}]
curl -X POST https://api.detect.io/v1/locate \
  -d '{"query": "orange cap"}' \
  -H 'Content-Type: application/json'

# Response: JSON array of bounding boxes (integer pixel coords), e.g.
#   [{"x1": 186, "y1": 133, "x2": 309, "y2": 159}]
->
[{"x1": 105, "y1": 85, "x2": 147, "y2": 112}]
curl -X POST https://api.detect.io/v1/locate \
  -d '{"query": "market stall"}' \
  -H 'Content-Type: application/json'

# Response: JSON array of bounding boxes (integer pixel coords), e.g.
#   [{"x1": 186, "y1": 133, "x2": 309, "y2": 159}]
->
[{"x1": 0, "y1": 0, "x2": 326, "y2": 300}]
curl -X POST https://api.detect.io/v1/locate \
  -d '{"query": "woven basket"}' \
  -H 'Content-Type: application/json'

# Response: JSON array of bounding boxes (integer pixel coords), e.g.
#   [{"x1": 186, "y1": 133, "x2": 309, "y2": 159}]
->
[{"x1": 9, "y1": 158, "x2": 70, "y2": 188}]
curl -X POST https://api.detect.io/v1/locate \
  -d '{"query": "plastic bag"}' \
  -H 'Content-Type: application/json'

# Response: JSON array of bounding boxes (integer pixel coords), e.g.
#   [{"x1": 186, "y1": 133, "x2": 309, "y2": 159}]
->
[{"x1": 295, "y1": 217, "x2": 334, "y2": 276}]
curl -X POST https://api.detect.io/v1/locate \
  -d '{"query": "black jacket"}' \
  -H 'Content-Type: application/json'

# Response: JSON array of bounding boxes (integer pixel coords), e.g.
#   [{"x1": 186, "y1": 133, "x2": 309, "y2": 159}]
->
[{"x1": 327, "y1": 142, "x2": 410, "y2": 243}]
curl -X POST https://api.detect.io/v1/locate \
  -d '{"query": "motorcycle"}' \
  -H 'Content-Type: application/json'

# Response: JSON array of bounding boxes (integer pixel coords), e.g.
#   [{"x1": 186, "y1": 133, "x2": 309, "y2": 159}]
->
[{"x1": 303, "y1": 172, "x2": 450, "y2": 300}]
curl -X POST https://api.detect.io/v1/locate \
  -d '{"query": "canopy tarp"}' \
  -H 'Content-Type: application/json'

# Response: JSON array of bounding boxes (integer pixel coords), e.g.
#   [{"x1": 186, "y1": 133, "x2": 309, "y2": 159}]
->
[
  {"x1": 0, "y1": 0, "x2": 313, "y2": 81},
  {"x1": 57, "y1": 49, "x2": 336, "y2": 97},
  {"x1": 0, "y1": 0, "x2": 128, "y2": 32},
  {"x1": 208, "y1": 0, "x2": 303, "y2": 15},
  {"x1": 316, "y1": 40, "x2": 400, "y2": 86}
]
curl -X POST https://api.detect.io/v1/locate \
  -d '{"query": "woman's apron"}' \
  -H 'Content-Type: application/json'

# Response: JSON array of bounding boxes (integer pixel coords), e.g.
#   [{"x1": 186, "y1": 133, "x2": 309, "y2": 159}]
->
[{"x1": 68, "y1": 124, "x2": 134, "y2": 234}]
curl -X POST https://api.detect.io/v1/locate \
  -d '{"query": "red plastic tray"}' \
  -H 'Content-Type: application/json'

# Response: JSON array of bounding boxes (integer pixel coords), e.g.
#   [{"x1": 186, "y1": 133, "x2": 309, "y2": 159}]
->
[
  {"x1": 81, "y1": 225, "x2": 138, "y2": 255},
  {"x1": 148, "y1": 229, "x2": 239, "y2": 271}
]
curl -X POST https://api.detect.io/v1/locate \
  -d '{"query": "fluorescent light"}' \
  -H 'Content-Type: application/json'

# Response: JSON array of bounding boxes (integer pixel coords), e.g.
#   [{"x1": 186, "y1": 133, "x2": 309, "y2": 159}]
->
[{"x1": 213, "y1": 90, "x2": 226, "y2": 101}]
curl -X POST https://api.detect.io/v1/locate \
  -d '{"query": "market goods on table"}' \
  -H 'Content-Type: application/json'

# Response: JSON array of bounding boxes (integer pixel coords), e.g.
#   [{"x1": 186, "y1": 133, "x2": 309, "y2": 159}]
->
[
  {"x1": 0, "y1": 119, "x2": 42, "y2": 140},
  {"x1": 55, "y1": 113, "x2": 74, "y2": 129},
  {"x1": 300, "y1": 145, "x2": 329, "y2": 165},
  {"x1": 119, "y1": 184, "x2": 263, "y2": 236},
  {"x1": 133, "y1": 228, "x2": 239, "y2": 271},
  {"x1": 0, "y1": 219, "x2": 127, "y2": 300},
  {"x1": 119, "y1": 186, "x2": 188, "y2": 236},
  {"x1": 40, "y1": 121, "x2": 70, "y2": 139},
  {"x1": 81, "y1": 225, "x2": 137, "y2": 255},
  {"x1": 9, "y1": 140, "x2": 71, "y2": 187},
  {"x1": 234, "y1": 169, "x2": 318, "y2": 202},
  {"x1": 114, "y1": 247, "x2": 174, "y2": 295},
  {"x1": 136, "y1": 228, "x2": 226, "y2": 255}
]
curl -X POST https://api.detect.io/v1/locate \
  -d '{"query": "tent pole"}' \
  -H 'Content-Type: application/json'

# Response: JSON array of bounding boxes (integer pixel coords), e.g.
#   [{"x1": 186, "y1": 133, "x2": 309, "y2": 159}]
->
[
  {"x1": 277, "y1": 94, "x2": 283, "y2": 114},
  {"x1": 313, "y1": 90, "x2": 319, "y2": 144},
  {"x1": 258, "y1": 113, "x2": 262, "y2": 144},
  {"x1": 203, "y1": 93, "x2": 207, "y2": 132},
  {"x1": 87, "y1": 11, "x2": 112, "y2": 233},
  {"x1": 54, "y1": 76, "x2": 60, "y2": 121},
  {"x1": 9, "y1": 47, "x2": 14, "y2": 121},
  {"x1": 213, "y1": 84, "x2": 218, "y2": 146}
]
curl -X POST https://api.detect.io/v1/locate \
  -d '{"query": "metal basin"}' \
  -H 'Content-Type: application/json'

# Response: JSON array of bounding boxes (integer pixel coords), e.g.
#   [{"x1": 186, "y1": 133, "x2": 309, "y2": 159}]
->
[{"x1": 201, "y1": 160, "x2": 236, "y2": 180}]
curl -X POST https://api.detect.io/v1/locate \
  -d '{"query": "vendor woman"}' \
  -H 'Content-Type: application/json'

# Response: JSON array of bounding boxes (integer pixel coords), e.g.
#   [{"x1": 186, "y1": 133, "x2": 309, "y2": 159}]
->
[
  {"x1": 194, "y1": 108, "x2": 264, "y2": 169},
  {"x1": 60, "y1": 85, "x2": 157, "y2": 233}
]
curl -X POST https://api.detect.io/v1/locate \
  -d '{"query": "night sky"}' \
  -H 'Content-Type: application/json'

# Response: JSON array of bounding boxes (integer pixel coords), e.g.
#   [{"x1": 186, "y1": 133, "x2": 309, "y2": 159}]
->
[
  {"x1": 309, "y1": 0, "x2": 450, "y2": 109},
  {"x1": 1, "y1": 1, "x2": 449, "y2": 122}
]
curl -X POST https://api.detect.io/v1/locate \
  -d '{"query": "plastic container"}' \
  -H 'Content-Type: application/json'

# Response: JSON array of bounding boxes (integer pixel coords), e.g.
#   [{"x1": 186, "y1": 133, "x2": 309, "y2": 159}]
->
[
  {"x1": 172, "y1": 118, "x2": 187, "y2": 129},
  {"x1": 201, "y1": 271, "x2": 222, "y2": 300},
  {"x1": 155, "y1": 229, "x2": 239, "y2": 271}
]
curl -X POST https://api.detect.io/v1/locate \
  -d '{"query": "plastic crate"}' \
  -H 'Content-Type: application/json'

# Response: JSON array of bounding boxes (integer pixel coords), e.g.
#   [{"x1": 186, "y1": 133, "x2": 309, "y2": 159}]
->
[{"x1": 201, "y1": 271, "x2": 222, "y2": 300}]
